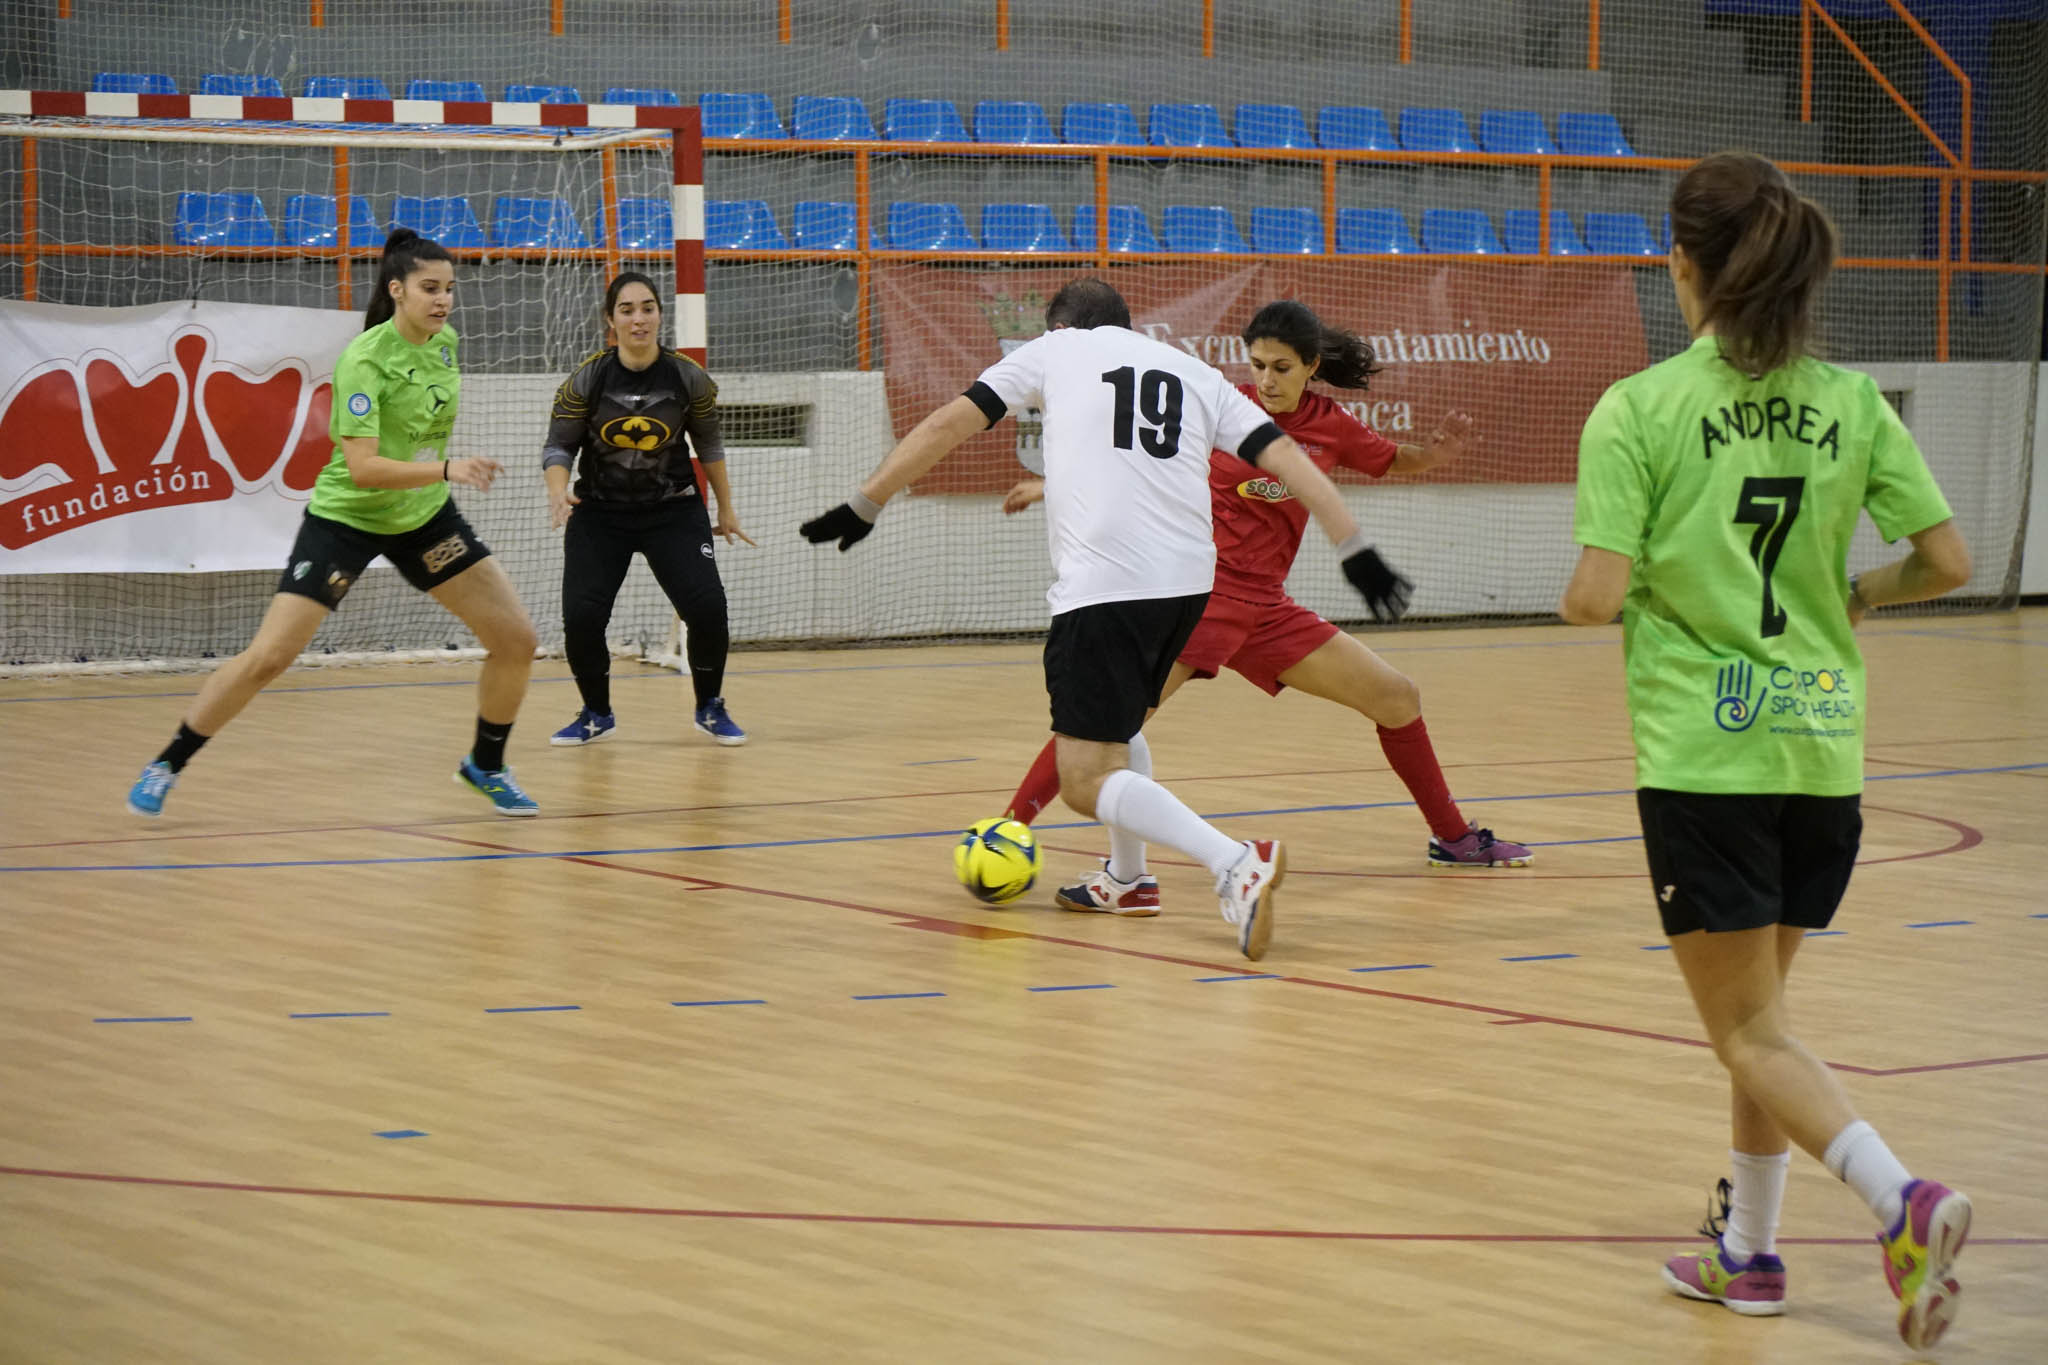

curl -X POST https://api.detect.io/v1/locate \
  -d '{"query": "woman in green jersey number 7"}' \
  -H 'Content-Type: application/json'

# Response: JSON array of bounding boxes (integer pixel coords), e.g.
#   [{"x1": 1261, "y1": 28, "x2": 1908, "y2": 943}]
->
[
  {"x1": 1561, "y1": 152, "x2": 1973, "y2": 1350},
  {"x1": 127, "y1": 228, "x2": 543, "y2": 818}
]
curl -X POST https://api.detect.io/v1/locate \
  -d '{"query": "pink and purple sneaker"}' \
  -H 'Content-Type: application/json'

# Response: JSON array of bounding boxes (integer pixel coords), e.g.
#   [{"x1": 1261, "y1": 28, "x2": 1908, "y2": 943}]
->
[
  {"x1": 1427, "y1": 824, "x2": 1534, "y2": 868},
  {"x1": 1879, "y1": 1178, "x2": 1971, "y2": 1351},
  {"x1": 1662, "y1": 1238, "x2": 1787, "y2": 1316}
]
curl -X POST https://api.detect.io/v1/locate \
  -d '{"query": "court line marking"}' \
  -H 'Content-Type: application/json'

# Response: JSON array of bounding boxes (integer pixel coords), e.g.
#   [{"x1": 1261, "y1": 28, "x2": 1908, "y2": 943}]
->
[
  {"x1": 2, "y1": 765, "x2": 2031, "y2": 875},
  {"x1": 2, "y1": 1165, "x2": 2043, "y2": 1243}
]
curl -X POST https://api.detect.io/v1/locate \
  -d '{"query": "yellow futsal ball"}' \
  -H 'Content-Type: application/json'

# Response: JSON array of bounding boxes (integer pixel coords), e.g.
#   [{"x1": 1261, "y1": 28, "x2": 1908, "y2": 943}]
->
[{"x1": 954, "y1": 816, "x2": 1042, "y2": 906}]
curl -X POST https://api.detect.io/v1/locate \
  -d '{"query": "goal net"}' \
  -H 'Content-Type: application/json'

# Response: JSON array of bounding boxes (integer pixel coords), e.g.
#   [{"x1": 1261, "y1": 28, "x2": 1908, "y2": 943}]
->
[{"x1": 2, "y1": 2, "x2": 2041, "y2": 674}]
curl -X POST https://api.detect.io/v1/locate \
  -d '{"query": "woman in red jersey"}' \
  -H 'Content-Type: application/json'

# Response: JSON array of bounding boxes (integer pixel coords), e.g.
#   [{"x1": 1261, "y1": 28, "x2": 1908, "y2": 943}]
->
[{"x1": 999, "y1": 300, "x2": 1532, "y2": 915}]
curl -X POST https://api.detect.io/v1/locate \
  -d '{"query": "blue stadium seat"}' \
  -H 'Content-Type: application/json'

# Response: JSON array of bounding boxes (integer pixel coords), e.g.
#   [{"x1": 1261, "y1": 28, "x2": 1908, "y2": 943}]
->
[
  {"x1": 792, "y1": 200, "x2": 859, "y2": 250},
  {"x1": 973, "y1": 100, "x2": 1057, "y2": 145},
  {"x1": 1235, "y1": 104, "x2": 1314, "y2": 150},
  {"x1": 1421, "y1": 208, "x2": 1508, "y2": 254},
  {"x1": 173, "y1": 192, "x2": 275, "y2": 246},
  {"x1": 981, "y1": 204, "x2": 1072, "y2": 252},
  {"x1": 201, "y1": 74, "x2": 285, "y2": 98},
  {"x1": 792, "y1": 95, "x2": 876, "y2": 141},
  {"x1": 492, "y1": 196, "x2": 588, "y2": 248},
  {"x1": 700, "y1": 92, "x2": 786, "y2": 138},
  {"x1": 282, "y1": 193, "x2": 377, "y2": 248},
  {"x1": 592, "y1": 197, "x2": 673, "y2": 249},
  {"x1": 1062, "y1": 102, "x2": 1143, "y2": 146},
  {"x1": 303, "y1": 76, "x2": 391, "y2": 99},
  {"x1": 404, "y1": 79, "x2": 487, "y2": 103},
  {"x1": 1072, "y1": 203, "x2": 1162, "y2": 253},
  {"x1": 1583, "y1": 211, "x2": 1662, "y2": 255},
  {"x1": 1149, "y1": 103, "x2": 1232, "y2": 148},
  {"x1": 1250, "y1": 206, "x2": 1321, "y2": 254},
  {"x1": 884, "y1": 98, "x2": 969, "y2": 142},
  {"x1": 1557, "y1": 111, "x2": 1634, "y2": 157},
  {"x1": 1400, "y1": 107, "x2": 1481, "y2": 153},
  {"x1": 1478, "y1": 110, "x2": 1557, "y2": 156},
  {"x1": 1316, "y1": 106, "x2": 1398, "y2": 151},
  {"x1": 505, "y1": 83, "x2": 581, "y2": 104},
  {"x1": 1662, "y1": 212, "x2": 1673, "y2": 250},
  {"x1": 602, "y1": 87, "x2": 681, "y2": 106},
  {"x1": 888, "y1": 202, "x2": 977, "y2": 251},
  {"x1": 1335, "y1": 207, "x2": 1424, "y2": 255},
  {"x1": 1161, "y1": 205, "x2": 1249, "y2": 253},
  {"x1": 1502, "y1": 209, "x2": 1589, "y2": 256},
  {"x1": 389, "y1": 195, "x2": 486, "y2": 248},
  {"x1": 705, "y1": 199, "x2": 789, "y2": 250},
  {"x1": 93, "y1": 73, "x2": 177, "y2": 94}
]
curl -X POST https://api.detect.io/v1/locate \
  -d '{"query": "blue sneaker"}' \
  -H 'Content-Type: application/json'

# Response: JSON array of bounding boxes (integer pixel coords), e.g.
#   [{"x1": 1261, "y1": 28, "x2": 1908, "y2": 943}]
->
[
  {"x1": 454, "y1": 755, "x2": 539, "y2": 816},
  {"x1": 549, "y1": 707, "x2": 617, "y2": 747},
  {"x1": 694, "y1": 697, "x2": 747, "y2": 747},
  {"x1": 127, "y1": 760, "x2": 177, "y2": 817}
]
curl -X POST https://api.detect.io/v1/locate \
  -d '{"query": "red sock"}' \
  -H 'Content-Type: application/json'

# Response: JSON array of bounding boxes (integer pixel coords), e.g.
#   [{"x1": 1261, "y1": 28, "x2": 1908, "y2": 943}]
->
[
  {"x1": 1006, "y1": 736, "x2": 1061, "y2": 825},
  {"x1": 1376, "y1": 717, "x2": 1468, "y2": 842}
]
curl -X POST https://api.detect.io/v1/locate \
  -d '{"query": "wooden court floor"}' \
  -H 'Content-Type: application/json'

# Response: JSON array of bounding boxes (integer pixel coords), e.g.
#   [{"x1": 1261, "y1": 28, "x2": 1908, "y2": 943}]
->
[{"x1": 1, "y1": 611, "x2": 2044, "y2": 1364}]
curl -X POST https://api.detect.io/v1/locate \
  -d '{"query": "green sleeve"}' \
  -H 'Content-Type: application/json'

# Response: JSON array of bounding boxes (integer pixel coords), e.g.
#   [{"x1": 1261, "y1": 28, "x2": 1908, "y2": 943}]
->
[
  {"x1": 331, "y1": 343, "x2": 383, "y2": 441},
  {"x1": 1861, "y1": 378, "x2": 1953, "y2": 543},
  {"x1": 1572, "y1": 383, "x2": 1651, "y2": 557}
]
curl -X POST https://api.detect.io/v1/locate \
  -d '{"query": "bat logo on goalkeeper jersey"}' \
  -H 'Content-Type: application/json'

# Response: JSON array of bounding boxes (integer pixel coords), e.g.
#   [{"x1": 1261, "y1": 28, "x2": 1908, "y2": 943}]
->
[
  {"x1": 600, "y1": 414, "x2": 671, "y2": 451},
  {"x1": 0, "y1": 325, "x2": 333, "y2": 549}
]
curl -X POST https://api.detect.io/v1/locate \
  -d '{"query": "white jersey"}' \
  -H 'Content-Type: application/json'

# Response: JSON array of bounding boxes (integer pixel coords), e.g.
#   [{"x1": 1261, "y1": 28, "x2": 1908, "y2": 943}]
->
[{"x1": 971, "y1": 326, "x2": 1278, "y2": 615}]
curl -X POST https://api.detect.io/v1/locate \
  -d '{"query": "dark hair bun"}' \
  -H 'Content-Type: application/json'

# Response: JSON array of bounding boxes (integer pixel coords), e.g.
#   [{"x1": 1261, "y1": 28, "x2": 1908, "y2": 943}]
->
[{"x1": 382, "y1": 226, "x2": 421, "y2": 256}]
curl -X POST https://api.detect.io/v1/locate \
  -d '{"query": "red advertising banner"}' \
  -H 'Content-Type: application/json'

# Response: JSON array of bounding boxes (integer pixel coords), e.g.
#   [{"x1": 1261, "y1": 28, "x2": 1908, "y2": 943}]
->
[{"x1": 876, "y1": 261, "x2": 1650, "y2": 494}]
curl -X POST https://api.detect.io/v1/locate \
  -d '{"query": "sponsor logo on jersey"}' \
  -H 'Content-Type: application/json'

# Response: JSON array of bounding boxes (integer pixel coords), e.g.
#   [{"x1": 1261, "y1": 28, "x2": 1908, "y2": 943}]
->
[
  {"x1": 419, "y1": 532, "x2": 470, "y2": 576},
  {"x1": 1713, "y1": 658, "x2": 1858, "y2": 734},
  {"x1": 347, "y1": 391, "x2": 372, "y2": 417},
  {"x1": 425, "y1": 385, "x2": 450, "y2": 415},
  {"x1": 699, "y1": 542, "x2": 713, "y2": 558},
  {"x1": 1236, "y1": 475, "x2": 1293, "y2": 503},
  {"x1": 601, "y1": 414, "x2": 672, "y2": 451},
  {"x1": 440, "y1": 345, "x2": 452, "y2": 366}
]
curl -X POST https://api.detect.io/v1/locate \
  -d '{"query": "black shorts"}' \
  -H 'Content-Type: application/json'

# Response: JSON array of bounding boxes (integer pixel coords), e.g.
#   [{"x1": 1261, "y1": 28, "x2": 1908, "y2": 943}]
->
[
  {"x1": 277, "y1": 500, "x2": 491, "y2": 608},
  {"x1": 1044, "y1": 593, "x2": 1208, "y2": 744},
  {"x1": 1637, "y1": 787, "x2": 1862, "y2": 937}
]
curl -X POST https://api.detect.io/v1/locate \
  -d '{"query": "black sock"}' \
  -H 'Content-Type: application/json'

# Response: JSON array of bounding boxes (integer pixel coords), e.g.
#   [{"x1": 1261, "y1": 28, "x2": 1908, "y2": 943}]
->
[
  {"x1": 473, "y1": 718, "x2": 513, "y2": 772},
  {"x1": 576, "y1": 673, "x2": 612, "y2": 717},
  {"x1": 155, "y1": 722, "x2": 211, "y2": 774}
]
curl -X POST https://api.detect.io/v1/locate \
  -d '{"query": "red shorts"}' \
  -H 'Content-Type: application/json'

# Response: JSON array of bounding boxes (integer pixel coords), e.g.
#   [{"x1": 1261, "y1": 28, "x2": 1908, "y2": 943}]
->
[{"x1": 1178, "y1": 592, "x2": 1341, "y2": 696}]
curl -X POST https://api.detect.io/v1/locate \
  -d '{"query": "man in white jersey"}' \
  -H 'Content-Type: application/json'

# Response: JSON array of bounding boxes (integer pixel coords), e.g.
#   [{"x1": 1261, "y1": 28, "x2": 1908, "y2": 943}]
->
[{"x1": 802, "y1": 278, "x2": 1410, "y2": 959}]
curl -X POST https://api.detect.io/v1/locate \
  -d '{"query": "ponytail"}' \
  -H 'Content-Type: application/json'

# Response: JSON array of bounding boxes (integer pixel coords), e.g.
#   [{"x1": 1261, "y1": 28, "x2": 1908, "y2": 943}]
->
[
  {"x1": 364, "y1": 226, "x2": 454, "y2": 331},
  {"x1": 1242, "y1": 299, "x2": 1382, "y2": 391},
  {"x1": 1669, "y1": 152, "x2": 1836, "y2": 376}
]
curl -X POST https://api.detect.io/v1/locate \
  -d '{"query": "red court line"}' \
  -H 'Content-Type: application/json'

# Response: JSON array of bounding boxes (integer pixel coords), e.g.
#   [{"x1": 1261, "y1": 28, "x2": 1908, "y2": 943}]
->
[{"x1": 5, "y1": 1165, "x2": 2041, "y2": 1243}]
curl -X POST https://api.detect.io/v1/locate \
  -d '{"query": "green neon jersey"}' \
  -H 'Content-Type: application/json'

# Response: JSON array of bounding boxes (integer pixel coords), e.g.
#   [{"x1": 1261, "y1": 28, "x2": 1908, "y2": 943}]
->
[
  {"x1": 311, "y1": 320, "x2": 460, "y2": 534},
  {"x1": 1574, "y1": 335, "x2": 1952, "y2": 794}
]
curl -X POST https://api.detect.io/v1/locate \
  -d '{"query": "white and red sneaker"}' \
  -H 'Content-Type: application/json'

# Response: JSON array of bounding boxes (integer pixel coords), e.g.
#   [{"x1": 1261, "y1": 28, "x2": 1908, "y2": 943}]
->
[
  {"x1": 1055, "y1": 862, "x2": 1162, "y2": 917},
  {"x1": 1216, "y1": 839, "x2": 1285, "y2": 961}
]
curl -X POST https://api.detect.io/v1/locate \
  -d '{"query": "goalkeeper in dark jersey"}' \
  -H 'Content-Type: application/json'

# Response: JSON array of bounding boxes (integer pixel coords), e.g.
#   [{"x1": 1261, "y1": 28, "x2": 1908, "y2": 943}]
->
[{"x1": 542, "y1": 272, "x2": 753, "y2": 747}]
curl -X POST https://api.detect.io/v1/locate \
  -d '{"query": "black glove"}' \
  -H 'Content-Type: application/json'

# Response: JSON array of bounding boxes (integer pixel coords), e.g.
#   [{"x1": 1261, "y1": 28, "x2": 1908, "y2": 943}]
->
[
  {"x1": 800, "y1": 503, "x2": 876, "y2": 552},
  {"x1": 1342, "y1": 545, "x2": 1413, "y2": 623}
]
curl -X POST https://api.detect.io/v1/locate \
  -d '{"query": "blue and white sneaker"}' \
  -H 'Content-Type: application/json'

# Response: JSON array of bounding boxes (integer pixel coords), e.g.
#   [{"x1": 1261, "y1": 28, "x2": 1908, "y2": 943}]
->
[
  {"x1": 549, "y1": 707, "x2": 617, "y2": 747},
  {"x1": 454, "y1": 755, "x2": 539, "y2": 816},
  {"x1": 127, "y1": 760, "x2": 177, "y2": 817},
  {"x1": 694, "y1": 697, "x2": 747, "y2": 747}
]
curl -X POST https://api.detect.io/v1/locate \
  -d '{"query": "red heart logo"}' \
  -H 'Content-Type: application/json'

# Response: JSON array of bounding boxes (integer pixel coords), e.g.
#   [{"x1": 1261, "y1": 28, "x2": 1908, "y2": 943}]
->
[
  {"x1": 82, "y1": 357, "x2": 182, "y2": 473},
  {"x1": 0, "y1": 368, "x2": 98, "y2": 486},
  {"x1": 281, "y1": 383, "x2": 334, "y2": 491},
  {"x1": 202, "y1": 366, "x2": 306, "y2": 483}
]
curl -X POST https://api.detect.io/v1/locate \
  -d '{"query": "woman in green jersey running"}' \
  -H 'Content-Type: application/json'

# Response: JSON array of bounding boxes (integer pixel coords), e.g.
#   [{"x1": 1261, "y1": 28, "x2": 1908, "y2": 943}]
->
[
  {"x1": 1562, "y1": 152, "x2": 1974, "y2": 1350},
  {"x1": 127, "y1": 228, "x2": 543, "y2": 818}
]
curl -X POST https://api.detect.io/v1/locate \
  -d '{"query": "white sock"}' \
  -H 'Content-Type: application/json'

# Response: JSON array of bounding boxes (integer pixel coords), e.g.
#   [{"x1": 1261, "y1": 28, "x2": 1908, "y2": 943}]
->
[
  {"x1": 1095, "y1": 768, "x2": 1242, "y2": 881},
  {"x1": 1105, "y1": 733, "x2": 1151, "y2": 883},
  {"x1": 1722, "y1": 1149, "x2": 1791, "y2": 1261},
  {"x1": 1822, "y1": 1119, "x2": 1911, "y2": 1230}
]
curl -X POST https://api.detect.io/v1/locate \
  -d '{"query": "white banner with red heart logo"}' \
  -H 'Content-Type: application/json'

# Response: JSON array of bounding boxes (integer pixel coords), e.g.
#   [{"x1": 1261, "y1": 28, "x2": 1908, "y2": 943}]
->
[{"x1": 0, "y1": 299, "x2": 361, "y2": 574}]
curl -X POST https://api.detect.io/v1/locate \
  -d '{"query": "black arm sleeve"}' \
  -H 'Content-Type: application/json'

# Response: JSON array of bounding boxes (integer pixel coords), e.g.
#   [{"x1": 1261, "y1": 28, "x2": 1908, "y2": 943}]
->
[
  {"x1": 963, "y1": 380, "x2": 1008, "y2": 429},
  {"x1": 1237, "y1": 420, "x2": 1285, "y2": 468}
]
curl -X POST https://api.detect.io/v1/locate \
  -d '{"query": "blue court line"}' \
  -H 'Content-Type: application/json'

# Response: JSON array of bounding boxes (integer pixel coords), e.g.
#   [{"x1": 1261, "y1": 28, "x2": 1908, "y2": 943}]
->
[
  {"x1": 1196, "y1": 973, "x2": 1277, "y2": 982},
  {"x1": 1805, "y1": 929, "x2": 1846, "y2": 937},
  {"x1": 1502, "y1": 953, "x2": 1578, "y2": 962},
  {"x1": 483, "y1": 1004, "x2": 580, "y2": 1014},
  {"x1": 9, "y1": 761, "x2": 2041, "y2": 877},
  {"x1": 373, "y1": 1129, "x2": 427, "y2": 1139},
  {"x1": 1027, "y1": 983, "x2": 1116, "y2": 993},
  {"x1": 672, "y1": 998, "x2": 766, "y2": 1007},
  {"x1": 1527, "y1": 834, "x2": 1643, "y2": 847},
  {"x1": 905, "y1": 758, "x2": 977, "y2": 766},
  {"x1": 92, "y1": 1015, "x2": 190, "y2": 1023},
  {"x1": 1351, "y1": 963, "x2": 1433, "y2": 973},
  {"x1": 1907, "y1": 920, "x2": 1973, "y2": 928},
  {"x1": 1639, "y1": 944, "x2": 1672, "y2": 951},
  {"x1": 852, "y1": 991, "x2": 945, "y2": 1001},
  {"x1": 2034, "y1": 913, "x2": 2048, "y2": 919},
  {"x1": 290, "y1": 1011, "x2": 390, "y2": 1019}
]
